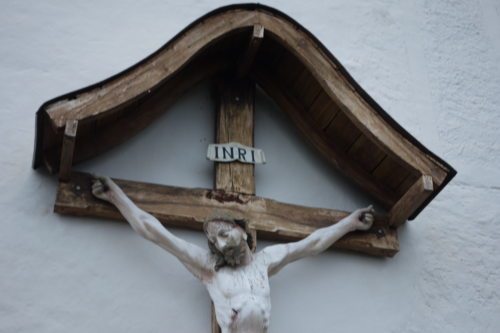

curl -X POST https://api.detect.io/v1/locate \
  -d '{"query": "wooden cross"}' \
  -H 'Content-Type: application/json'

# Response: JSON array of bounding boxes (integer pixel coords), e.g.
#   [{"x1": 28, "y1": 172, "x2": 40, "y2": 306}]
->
[
  {"x1": 53, "y1": 25, "x2": 405, "y2": 332},
  {"x1": 54, "y1": 75, "x2": 395, "y2": 332}
]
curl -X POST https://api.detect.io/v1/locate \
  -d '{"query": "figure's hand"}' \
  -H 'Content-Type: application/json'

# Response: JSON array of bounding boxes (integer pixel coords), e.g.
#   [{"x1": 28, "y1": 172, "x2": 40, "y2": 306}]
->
[
  {"x1": 92, "y1": 176, "x2": 113, "y2": 203},
  {"x1": 348, "y1": 205, "x2": 375, "y2": 231}
]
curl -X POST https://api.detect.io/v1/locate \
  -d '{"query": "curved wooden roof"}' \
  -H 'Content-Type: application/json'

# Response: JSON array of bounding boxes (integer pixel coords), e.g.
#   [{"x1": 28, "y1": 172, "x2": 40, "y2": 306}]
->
[{"x1": 33, "y1": 3, "x2": 455, "y2": 220}]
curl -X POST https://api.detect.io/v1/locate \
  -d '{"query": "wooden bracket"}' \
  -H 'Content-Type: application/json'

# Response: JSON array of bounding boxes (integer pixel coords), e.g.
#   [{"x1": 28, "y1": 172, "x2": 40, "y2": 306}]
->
[
  {"x1": 58, "y1": 119, "x2": 78, "y2": 182},
  {"x1": 237, "y1": 25, "x2": 264, "y2": 78},
  {"x1": 389, "y1": 175, "x2": 434, "y2": 226}
]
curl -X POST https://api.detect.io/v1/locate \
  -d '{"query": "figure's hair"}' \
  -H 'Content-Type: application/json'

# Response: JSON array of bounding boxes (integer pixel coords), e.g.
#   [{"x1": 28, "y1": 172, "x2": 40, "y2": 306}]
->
[
  {"x1": 203, "y1": 217, "x2": 255, "y2": 251},
  {"x1": 203, "y1": 217, "x2": 255, "y2": 271}
]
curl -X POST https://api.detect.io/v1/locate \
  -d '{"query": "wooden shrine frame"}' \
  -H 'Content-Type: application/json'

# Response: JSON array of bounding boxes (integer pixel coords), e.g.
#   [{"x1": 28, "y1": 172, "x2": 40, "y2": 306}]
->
[
  {"x1": 33, "y1": 1, "x2": 457, "y2": 256},
  {"x1": 33, "y1": 4, "x2": 455, "y2": 332}
]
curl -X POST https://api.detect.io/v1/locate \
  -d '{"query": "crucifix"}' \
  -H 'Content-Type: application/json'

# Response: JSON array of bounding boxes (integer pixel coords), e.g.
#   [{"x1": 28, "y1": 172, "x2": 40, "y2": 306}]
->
[
  {"x1": 50, "y1": 25, "x2": 400, "y2": 333},
  {"x1": 89, "y1": 74, "x2": 375, "y2": 333},
  {"x1": 36, "y1": 6, "x2": 456, "y2": 332}
]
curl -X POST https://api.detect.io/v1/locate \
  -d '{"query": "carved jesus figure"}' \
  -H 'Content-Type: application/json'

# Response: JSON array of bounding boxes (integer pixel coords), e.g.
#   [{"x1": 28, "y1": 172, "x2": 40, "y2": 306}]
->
[{"x1": 92, "y1": 177, "x2": 374, "y2": 333}]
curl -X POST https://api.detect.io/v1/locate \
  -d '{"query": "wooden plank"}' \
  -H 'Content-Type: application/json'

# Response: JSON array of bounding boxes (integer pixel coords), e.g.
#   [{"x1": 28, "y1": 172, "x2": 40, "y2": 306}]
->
[
  {"x1": 257, "y1": 12, "x2": 449, "y2": 185},
  {"x1": 396, "y1": 173, "x2": 419, "y2": 196},
  {"x1": 292, "y1": 68, "x2": 322, "y2": 108},
  {"x1": 324, "y1": 112, "x2": 362, "y2": 152},
  {"x1": 43, "y1": 8, "x2": 448, "y2": 188},
  {"x1": 389, "y1": 175, "x2": 434, "y2": 226},
  {"x1": 308, "y1": 91, "x2": 339, "y2": 129},
  {"x1": 372, "y1": 156, "x2": 413, "y2": 194},
  {"x1": 237, "y1": 25, "x2": 264, "y2": 78},
  {"x1": 214, "y1": 78, "x2": 255, "y2": 195},
  {"x1": 58, "y1": 119, "x2": 78, "y2": 182},
  {"x1": 214, "y1": 78, "x2": 257, "y2": 242},
  {"x1": 347, "y1": 135, "x2": 387, "y2": 173},
  {"x1": 253, "y1": 67, "x2": 398, "y2": 209},
  {"x1": 45, "y1": 10, "x2": 259, "y2": 128},
  {"x1": 54, "y1": 171, "x2": 400, "y2": 257}
]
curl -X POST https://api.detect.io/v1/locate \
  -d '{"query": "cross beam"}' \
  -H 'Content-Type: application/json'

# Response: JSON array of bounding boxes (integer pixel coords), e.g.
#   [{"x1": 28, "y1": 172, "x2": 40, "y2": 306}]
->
[{"x1": 55, "y1": 171, "x2": 398, "y2": 257}]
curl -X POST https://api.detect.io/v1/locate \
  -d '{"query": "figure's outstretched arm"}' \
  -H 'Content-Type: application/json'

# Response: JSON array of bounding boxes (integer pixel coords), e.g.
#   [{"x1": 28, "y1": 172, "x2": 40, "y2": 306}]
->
[
  {"x1": 92, "y1": 176, "x2": 213, "y2": 281},
  {"x1": 259, "y1": 206, "x2": 374, "y2": 276}
]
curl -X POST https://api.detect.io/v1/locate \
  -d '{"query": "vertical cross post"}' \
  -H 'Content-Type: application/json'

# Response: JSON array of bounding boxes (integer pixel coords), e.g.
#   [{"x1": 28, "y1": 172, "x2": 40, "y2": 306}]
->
[
  {"x1": 211, "y1": 77, "x2": 256, "y2": 332},
  {"x1": 214, "y1": 78, "x2": 256, "y2": 194}
]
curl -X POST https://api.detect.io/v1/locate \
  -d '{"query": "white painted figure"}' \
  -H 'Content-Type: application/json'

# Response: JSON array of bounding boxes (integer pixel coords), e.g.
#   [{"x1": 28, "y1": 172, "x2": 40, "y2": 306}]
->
[{"x1": 92, "y1": 177, "x2": 374, "y2": 333}]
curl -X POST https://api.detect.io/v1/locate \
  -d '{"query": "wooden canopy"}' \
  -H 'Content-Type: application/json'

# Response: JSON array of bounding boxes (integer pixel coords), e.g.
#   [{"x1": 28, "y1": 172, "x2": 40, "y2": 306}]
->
[{"x1": 33, "y1": 4, "x2": 455, "y2": 228}]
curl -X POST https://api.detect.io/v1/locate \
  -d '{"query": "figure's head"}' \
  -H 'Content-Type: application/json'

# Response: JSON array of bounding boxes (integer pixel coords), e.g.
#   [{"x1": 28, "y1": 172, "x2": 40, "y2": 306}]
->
[{"x1": 203, "y1": 217, "x2": 254, "y2": 270}]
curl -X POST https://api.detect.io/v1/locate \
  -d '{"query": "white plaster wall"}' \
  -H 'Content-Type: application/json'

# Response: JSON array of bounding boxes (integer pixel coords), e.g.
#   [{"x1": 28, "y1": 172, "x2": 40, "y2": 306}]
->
[{"x1": 1, "y1": 1, "x2": 499, "y2": 332}]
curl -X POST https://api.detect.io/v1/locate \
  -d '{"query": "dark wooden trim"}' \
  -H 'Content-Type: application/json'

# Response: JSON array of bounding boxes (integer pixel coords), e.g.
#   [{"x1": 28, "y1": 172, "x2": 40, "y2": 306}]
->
[
  {"x1": 389, "y1": 175, "x2": 434, "y2": 226},
  {"x1": 252, "y1": 67, "x2": 397, "y2": 209},
  {"x1": 214, "y1": 78, "x2": 256, "y2": 195}
]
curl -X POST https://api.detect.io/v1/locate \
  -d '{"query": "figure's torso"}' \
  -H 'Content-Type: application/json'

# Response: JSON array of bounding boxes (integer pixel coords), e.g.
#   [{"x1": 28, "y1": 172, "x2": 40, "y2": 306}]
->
[{"x1": 204, "y1": 256, "x2": 271, "y2": 333}]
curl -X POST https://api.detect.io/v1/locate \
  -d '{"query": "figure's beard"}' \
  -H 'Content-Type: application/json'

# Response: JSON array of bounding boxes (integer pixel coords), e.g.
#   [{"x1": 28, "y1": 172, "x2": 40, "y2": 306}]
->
[{"x1": 213, "y1": 242, "x2": 247, "y2": 271}]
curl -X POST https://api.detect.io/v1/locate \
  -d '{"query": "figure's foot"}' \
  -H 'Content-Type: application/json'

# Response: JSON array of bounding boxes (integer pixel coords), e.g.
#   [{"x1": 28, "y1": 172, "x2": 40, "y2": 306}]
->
[{"x1": 91, "y1": 176, "x2": 113, "y2": 202}]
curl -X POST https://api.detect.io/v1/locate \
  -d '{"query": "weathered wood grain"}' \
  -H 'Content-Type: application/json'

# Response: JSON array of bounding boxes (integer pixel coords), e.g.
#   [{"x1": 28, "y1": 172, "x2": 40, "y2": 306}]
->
[
  {"x1": 308, "y1": 91, "x2": 339, "y2": 128},
  {"x1": 347, "y1": 135, "x2": 386, "y2": 173},
  {"x1": 58, "y1": 119, "x2": 78, "y2": 182},
  {"x1": 237, "y1": 25, "x2": 264, "y2": 78},
  {"x1": 253, "y1": 66, "x2": 398, "y2": 209},
  {"x1": 257, "y1": 13, "x2": 448, "y2": 185},
  {"x1": 44, "y1": 48, "x2": 230, "y2": 172},
  {"x1": 214, "y1": 77, "x2": 258, "y2": 247},
  {"x1": 291, "y1": 67, "x2": 322, "y2": 108},
  {"x1": 45, "y1": 9, "x2": 259, "y2": 128},
  {"x1": 54, "y1": 172, "x2": 399, "y2": 257},
  {"x1": 215, "y1": 79, "x2": 256, "y2": 195},
  {"x1": 324, "y1": 111, "x2": 362, "y2": 152},
  {"x1": 372, "y1": 156, "x2": 415, "y2": 195},
  {"x1": 389, "y1": 175, "x2": 434, "y2": 226}
]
